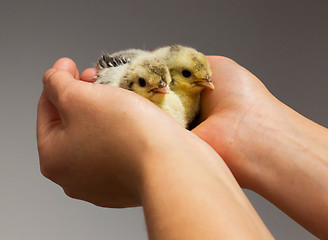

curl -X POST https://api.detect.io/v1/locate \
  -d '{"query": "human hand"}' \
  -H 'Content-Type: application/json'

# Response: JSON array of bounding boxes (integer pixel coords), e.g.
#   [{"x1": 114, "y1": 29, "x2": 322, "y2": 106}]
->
[
  {"x1": 192, "y1": 56, "x2": 328, "y2": 238},
  {"x1": 37, "y1": 58, "x2": 186, "y2": 208},
  {"x1": 74, "y1": 59, "x2": 280, "y2": 240},
  {"x1": 64, "y1": 57, "x2": 328, "y2": 238},
  {"x1": 80, "y1": 57, "x2": 282, "y2": 189},
  {"x1": 191, "y1": 56, "x2": 290, "y2": 188}
]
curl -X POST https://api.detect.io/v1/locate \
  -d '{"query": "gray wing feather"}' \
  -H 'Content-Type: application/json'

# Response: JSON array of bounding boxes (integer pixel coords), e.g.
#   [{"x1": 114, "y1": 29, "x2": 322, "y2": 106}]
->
[
  {"x1": 96, "y1": 53, "x2": 130, "y2": 70},
  {"x1": 96, "y1": 49, "x2": 149, "y2": 70},
  {"x1": 95, "y1": 48, "x2": 150, "y2": 86}
]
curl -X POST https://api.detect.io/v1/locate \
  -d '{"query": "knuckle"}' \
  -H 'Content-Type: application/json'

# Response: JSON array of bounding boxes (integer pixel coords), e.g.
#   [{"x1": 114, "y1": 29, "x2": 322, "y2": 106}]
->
[
  {"x1": 42, "y1": 69, "x2": 56, "y2": 85},
  {"x1": 45, "y1": 70, "x2": 77, "y2": 105},
  {"x1": 44, "y1": 70, "x2": 58, "y2": 88}
]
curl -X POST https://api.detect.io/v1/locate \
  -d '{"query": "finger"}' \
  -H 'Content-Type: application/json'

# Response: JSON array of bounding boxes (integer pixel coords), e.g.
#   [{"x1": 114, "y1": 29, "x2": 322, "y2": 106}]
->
[
  {"x1": 74, "y1": 67, "x2": 79, "y2": 79},
  {"x1": 80, "y1": 68, "x2": 97, "y2": 82},
  {"x1": 37, "y1": 91, "x2": 61, "y2": 140},
  {"x1": 42, "y1": 68, "x2": 76, "y2": 110},
  {"x1": 53, "y1": 57, "x2": 79, "y2": 79}
]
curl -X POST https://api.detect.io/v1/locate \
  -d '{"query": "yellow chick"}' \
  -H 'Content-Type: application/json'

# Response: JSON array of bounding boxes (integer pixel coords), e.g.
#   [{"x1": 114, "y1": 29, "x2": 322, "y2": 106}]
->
[
  {"x1": 154, "y1": 45, "x2": 214, "y2": 127},
  {"x1": 95, "y1": 50, "x2": 187, "y2": 127}
]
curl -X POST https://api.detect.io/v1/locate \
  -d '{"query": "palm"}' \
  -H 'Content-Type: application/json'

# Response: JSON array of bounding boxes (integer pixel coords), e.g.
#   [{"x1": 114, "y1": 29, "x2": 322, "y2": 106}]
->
[{"x1": 192, "y1": 56, "x2": 276, "y2": 186}]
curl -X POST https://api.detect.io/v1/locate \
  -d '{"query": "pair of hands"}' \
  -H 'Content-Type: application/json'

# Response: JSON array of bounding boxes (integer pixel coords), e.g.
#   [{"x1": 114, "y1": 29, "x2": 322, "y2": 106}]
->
[{"x1": 37, "y1": 56, "x2": 280, "y2": 207}]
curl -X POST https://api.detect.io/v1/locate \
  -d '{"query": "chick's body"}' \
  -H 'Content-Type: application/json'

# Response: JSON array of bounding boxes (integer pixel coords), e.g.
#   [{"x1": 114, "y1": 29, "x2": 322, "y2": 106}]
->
[
  {"x1": 94, "y1": 49, "x2": 187, "y2": 127},
  {"x1": 154, "y1": 45, "x2": 214, "y2": 127},
  {"x1": 156, "y1": 92, "x2": 186, "y2": 127}
]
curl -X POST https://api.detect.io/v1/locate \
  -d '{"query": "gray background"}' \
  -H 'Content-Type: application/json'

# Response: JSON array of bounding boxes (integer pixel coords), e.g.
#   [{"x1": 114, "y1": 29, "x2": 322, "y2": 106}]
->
[{"x1": 0, "y1": 0, "x2": 327, "y2": 239}]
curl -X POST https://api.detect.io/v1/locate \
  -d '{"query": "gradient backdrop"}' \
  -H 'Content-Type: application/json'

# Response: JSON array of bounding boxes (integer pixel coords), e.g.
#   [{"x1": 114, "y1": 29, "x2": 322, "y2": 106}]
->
[{"x1": 1, "y1": 0, "x2": 327, "y2": 239}]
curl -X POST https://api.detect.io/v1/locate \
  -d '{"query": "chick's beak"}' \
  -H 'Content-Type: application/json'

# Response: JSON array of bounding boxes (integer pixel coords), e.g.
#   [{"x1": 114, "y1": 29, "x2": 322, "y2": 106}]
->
[
  {"x1": 149, "y1": 80, "x2": 170, "y2": 94},
  {"x1": 196, "y1": 80, "x2": 215, "y2": 90},
  {"x1": 194, "y1": 75, "x2": 214, "y2": 90},
  {"x1": 150, "y1": 86, "x2": 170, "y2": 94}
]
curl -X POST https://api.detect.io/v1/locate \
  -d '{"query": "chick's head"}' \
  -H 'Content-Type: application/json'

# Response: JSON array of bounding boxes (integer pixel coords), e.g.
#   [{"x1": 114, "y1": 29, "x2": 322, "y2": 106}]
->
[
  {"x1": 164, "y1": 45, "x2": 214, "y2": 93},
  {"x1": 123, "y1": 57, "x2": 171, "y2": 104}
]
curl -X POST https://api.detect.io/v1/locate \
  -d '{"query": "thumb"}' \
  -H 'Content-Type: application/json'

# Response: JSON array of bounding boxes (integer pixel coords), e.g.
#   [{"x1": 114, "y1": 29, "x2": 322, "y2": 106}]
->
[{"x1": 52, "y1": 57, "x2": 79, "y2": 79}]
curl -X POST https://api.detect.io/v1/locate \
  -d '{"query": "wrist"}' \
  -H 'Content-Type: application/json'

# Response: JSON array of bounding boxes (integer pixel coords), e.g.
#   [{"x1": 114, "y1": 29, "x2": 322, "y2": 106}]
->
[
  {"x1": 139, "y1": 130, "x2": 222, "y2": 192},
  {"x1": 234, "y1": 99, "x2": 328, "y2": 238},
  {"x1": 234, "y1": 97, "x2": 328, "y2": 192},
  {"x1": 227, "y1": 98, "x2": 298, "y2": 190},
  {"x1": 139, "y1": 130, "x2": 273, "y2": 239}
]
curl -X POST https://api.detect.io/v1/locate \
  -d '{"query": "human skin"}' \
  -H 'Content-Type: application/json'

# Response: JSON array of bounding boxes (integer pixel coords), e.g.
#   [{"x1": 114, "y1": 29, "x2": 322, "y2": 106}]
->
[
  {"x1": 192, "y1": 56, "x2": 328, "y2": 239},
  {"x1": 81, "y1": 55, "x2": 328, "y2": 239},
  {"x1": 37, "y1": 58, "x2": 273, "y2": 239}
]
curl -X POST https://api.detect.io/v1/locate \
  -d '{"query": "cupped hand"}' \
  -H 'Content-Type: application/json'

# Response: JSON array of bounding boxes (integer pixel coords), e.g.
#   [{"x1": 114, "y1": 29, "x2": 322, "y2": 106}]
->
[
  {"x1": 192, "y1": 56, "x2": 286, "y2": 188},
  {"x1": 79, "y1": 57, "x2": 328, "y2": 239},
  {"x1": 81, "y1": 57, "x2": 284, "y2": 189},
  {"x1": 37, "y1": 58, "x2": 185, "y2": 208}
]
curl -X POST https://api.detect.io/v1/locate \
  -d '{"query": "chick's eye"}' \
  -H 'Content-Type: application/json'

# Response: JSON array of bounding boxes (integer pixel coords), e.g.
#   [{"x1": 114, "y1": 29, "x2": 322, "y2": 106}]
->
[
  {"x1": 182, "y1": 70, "x2": 192, "y2": 78},
  {"x1": 138, "y1": 78, "x2": 146, "y2": 87}
]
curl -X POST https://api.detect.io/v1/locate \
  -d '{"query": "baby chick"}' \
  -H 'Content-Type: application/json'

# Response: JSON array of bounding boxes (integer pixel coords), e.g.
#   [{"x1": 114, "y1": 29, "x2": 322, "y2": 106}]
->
[
  {"x1": 154, "y1": 45, "x2": 214, "y2": 127},
  {"x1": 95, "y1": 49, "x2": 146, "y2": 86},
  {"x1": 94, "y1": 49, "x2": 187, "y2": 127}
]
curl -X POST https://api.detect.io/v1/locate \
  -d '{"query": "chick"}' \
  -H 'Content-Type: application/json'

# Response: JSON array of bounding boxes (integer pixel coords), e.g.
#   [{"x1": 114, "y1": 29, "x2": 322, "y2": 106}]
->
[
  {"x1": 154, "y1": 45, "x2": 214, "y2": 127},
  {"x1": 94, "y1": 49, "x2": 146, "y2": 86},
  {"x1": 94, "y1": 49, "x2": 187, "y2": 127}
]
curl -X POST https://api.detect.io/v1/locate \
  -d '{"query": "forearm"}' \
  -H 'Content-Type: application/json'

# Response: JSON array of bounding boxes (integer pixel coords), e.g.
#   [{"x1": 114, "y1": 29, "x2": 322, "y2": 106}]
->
[
  {"x1": 140, "y1": 134, "x2": 273, "y2": 240},
  {"x1": 241, "y1": 100, "x2": 328, "y2": 238}
]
